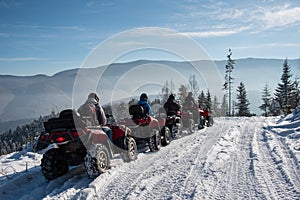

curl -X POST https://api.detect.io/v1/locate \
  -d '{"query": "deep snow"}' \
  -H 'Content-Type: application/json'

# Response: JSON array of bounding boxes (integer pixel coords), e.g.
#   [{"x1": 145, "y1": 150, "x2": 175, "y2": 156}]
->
[{"x1": 0, "y1": 108, "x2": 300, "y2": 200}]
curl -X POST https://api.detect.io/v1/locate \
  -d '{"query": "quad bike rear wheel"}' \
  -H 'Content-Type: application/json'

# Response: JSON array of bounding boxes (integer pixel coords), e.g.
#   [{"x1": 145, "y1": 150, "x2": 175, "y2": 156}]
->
[
  {"x1": 207, "y1": 117, "x2": 214, "y2": 127},
  {"x1": 84, "y1": 144, "x2": 111, "y2": 178},
  {"x1": 41, "y1": 148, "x2": 69, "y2": 181},
  {"x1": 188, "y1": 119, "x2": 195, "y2": 134},
  {"x1": 161, "y1": 127, "x2": 171, "y2": 146},
  {"x1": 121, "y1": 137, "x2": 138, "y2": 162},
  {"x1": 148, "y1": 129, "x2": 161, "y2": 152}
]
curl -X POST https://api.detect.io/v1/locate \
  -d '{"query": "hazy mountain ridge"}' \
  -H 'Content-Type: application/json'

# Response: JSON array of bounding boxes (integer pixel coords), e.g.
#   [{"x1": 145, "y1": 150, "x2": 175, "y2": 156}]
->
[{"x1": 0, "y1": 58, "x2": 299, "y2": 130}]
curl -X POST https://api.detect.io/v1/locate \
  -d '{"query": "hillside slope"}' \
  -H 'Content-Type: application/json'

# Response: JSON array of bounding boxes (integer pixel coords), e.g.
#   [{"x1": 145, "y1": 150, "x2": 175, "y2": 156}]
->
[{"x1": 1, "y1": 58, "x2": 299, "y2": 125}]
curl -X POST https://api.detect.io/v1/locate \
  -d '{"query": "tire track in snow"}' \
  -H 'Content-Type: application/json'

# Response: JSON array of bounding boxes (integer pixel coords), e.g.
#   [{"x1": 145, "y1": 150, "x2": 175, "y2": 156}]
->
[
  {"x1": 82, "y1": 123, "x2": 224, "y2": 199},
  {"x1": 254, "y1": 118, "x2": 300, "y2": 199},
  {"x1": 177, "y1": 120, "x2": 228, "y2": 199},
  {"x1": 100, "y1": 133, "x2": 208, "y2": 199},
  {"x1": 207, "y1": 118, "x2": 256, "y2": 199}
]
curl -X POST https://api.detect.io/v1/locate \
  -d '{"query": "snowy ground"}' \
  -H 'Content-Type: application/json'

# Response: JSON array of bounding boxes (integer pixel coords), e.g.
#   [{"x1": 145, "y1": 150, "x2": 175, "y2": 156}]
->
[{"x1": 0, "y1": 108, "x2": 300, "y2": 200}]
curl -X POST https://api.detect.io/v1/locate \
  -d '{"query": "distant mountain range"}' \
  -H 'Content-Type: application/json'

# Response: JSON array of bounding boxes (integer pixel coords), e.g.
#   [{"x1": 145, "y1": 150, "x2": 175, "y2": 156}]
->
[{"x1": 0, "y1": 58, "x2": 299, "y2": 131}]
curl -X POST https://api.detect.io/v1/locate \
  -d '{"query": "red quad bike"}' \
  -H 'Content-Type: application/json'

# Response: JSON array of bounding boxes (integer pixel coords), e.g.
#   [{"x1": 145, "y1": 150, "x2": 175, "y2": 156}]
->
[
  {"x1": 155, "y1": 108, "x2": 172, "y2": 146},
  {"x1": 197, "y1": 108, "x2": 214, "y2": 129},
  {"x1": 181, "y1": 110, "x2": 195, "y2": 134},
  {"x1": 157, "y1": 107, "x2": 181, "y2": 140},
  {"x1": 36, "y1": 109, "x2": 137, "y2": 181},
  {"x1": 105, "y1": 114, "x2": 138, "y2": 162},
  {"x1": 121, "y1": 105, "x2": 167, "y2": 152},
  {"x1": 198, "y1": 108, "x2": 206, "y2": 130},
  {"x1": 203, "y1": 109, "x2": 214, "y2": 127}
]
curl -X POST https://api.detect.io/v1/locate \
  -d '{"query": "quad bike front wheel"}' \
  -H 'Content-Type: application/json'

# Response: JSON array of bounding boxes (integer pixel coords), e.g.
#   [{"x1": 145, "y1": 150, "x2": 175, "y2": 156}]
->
[
  {"x1": 148, "y1": 129, "x2": 161, "y2": 152},
  {"x1": 41, "y1": 148, "x2": 69, "y2": 181},
  {"x1": 121, "y1": 137, "x2": 138, "y2": 162},
  {"x1": 84, "y1": 144, "x2": 111, "y2": 178}
]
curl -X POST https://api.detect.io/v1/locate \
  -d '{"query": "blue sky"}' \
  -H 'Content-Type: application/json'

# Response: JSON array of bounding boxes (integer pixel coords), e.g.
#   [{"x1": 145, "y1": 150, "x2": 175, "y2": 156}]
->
[{"x1": 0, "y1": 0, "x2": 300, "y2": 75}]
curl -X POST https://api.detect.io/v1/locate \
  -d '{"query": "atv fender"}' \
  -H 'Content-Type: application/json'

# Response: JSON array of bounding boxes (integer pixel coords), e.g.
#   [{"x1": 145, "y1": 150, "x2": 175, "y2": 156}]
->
[{"x1": 41, "y1": 143, "x2": 59, "y2": 153}]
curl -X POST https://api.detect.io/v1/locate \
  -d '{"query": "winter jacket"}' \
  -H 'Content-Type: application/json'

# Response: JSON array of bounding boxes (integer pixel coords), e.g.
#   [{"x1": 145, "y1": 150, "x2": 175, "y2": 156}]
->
[
  {"x1": 78, "y1": 97, "x2": 107, "y2": 125},
  {"x1": 164, "y1": 100, "x2": 181, "y2": 115},
  {"x1": 184, "y1": 95, "x2": 197, "y2": 108},
  {"x1": 137, "y1": 100, "x2": 154, "y2": 116}
]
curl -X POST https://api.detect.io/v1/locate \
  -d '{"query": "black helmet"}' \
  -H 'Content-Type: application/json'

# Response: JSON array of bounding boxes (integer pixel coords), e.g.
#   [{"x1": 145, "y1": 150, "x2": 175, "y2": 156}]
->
[
  {"x1": 88, "y1": 92, "x2": 99, "y2": 102},
  {"x1": 140, "y1": 93, "x2": 148, "y2": 100},
  {"x1": 169, "y1": 94, "x2": 175, "y2": 101},
  {"x1": 188, "y1": 92, "x2": 193, "y2": 96}
]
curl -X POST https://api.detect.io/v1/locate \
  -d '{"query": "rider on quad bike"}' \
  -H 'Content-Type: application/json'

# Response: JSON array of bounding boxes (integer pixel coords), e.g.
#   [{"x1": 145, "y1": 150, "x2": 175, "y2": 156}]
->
[
  {"x1": 181, "y1": 92, "x2": 197, "y2": 133},
  {"x1": 137, "y1": 93, "x2": 155, "y2": 117},
  {"x1": 163, "y1": 94, "x2": 181, "y2": 138},
  {"x1": 39, "y1": 92, "x2": 137, "y2": 181},
  {"x1": 123, "y1": 93, "x2": 163, "y2": 152},
  {"x1": 78, "y1": 92, "x2": 113, "y2": 141}
]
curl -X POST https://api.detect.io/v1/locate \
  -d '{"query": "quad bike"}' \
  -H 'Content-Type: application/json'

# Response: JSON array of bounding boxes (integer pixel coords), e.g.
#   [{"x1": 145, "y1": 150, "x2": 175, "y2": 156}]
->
[
  {"x1": 36, "y1": 109, "x2": 136, "y2": 181},
  {"x1": 198, "y1": 108, "x2": 206, "y2": 129},
  {"x1": 121, "y1": 105, "x2": 169, "y2": 152},
  {"x1": 198, "y1": 108, "x2": 213, "y2": 129},
  {"x1": 160, "y1": 109, "x2": 181, "y2": 139},
  {"x1": 180, "y1": 110, "x2": 195, "y2": 134},
  {"x1": 105, "y1": 114, "x2": 138, "y2": 162},
  {"x1": 155, "y1": 108, "x2": 172, "y2": 146}
]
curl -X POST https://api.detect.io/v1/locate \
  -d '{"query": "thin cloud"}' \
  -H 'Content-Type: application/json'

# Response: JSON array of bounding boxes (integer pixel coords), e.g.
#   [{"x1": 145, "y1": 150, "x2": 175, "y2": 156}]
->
[
  {"x1": 0, "y1": 1, "x2": 23, "y2": 8},
  {"x1": 260, "y1": 5, "x2": 300, "y2": 29},
  {"x1": 0, "y1": 33, "x2": 10, "y2": 38},
  {"x1": 86, "y1": 1, "x2": 115, "y2": 7},
  {"x1": 234, "y1": 43, "x2": 300, "y2": 50},
  {"x1": 182, "y1": 26, "x2": 250, "y2": 38},
  {"x1": 0, "y1": 57, "x2": 45, "y2": 62},
  {"x1": 175, "y1": 1, "x2": 300, "y2": 33}
]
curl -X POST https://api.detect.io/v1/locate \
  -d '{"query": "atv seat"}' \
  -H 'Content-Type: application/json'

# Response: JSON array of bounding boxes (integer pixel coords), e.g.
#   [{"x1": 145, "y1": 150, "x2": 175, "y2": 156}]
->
[
  {"x1": 129, "y1": 105, "x2": 151, "y2": 126},
  {"x1": 59, "y1": 109, "x2": 80, "y2": 119},
  {"x1": 129, "y1": 105, "x2": 145, "y2": 118},
  {"x1": 44, "y1": 109, "x2": 85, "y2": 132}
]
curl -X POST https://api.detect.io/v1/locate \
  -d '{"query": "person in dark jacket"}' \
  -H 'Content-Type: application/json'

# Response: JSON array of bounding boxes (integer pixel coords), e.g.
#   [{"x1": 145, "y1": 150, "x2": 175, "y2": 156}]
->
[
  {"x1": 184, "y1": 92, "x2": 198, "y2": 109},
  {"x1": 164, "y1": 94, "x2": 181, "y2": 116},
  {"x1": 78, "y1": 92, "x2": 113, "y2": 141}
]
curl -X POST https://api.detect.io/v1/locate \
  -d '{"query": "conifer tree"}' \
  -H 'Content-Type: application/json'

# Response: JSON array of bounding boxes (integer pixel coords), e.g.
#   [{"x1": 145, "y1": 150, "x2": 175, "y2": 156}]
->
[
  {"x1": 189, "y1": 75, "x2": 199, "y2": 97},
  {"x1": 206, "y1": 90, "x2": 212, "y2": 109},
  {"x1": 220, "y1": 94, "x2": 228, "y2": 116},
  {"x1": 198, "y1": 90, "x2": 206, "y2": 108},
  {"x1": 161, "y1": 80, "x2": 170, "y2": 103},
  {"x1": 212, "y1": 95, "x2": 220, "y2": 117},
  {"x1": 274, "y1": 59, "x2": 295, "y2": 114},
  {"x1": 223, "y1": 49, "x2": 235, "y2": 116},
  {"x1": 178, "y1": 84, "x2": 188, "y2": 105},
  {"x1": 236, "y1": 82, "x2": 251, "y2": 116},
  {"x1": 290, "y1": 78, "x2": 300, "y2": 109},
  {"x1": 259, "y1": 83, "x2": 272, "y2": 116}
]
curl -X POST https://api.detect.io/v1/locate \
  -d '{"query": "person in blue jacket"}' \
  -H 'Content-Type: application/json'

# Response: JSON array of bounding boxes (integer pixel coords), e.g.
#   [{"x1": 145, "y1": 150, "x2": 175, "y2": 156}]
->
[{"x1": 137, "y1": 93, "x2": 155, "y2": 116}]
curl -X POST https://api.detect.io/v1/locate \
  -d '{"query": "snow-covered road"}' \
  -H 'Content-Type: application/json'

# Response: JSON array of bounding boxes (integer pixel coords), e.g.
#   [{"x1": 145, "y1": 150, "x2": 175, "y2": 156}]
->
[{"x1": 1, "y1": 116, "x2": 300, "y2": 200}]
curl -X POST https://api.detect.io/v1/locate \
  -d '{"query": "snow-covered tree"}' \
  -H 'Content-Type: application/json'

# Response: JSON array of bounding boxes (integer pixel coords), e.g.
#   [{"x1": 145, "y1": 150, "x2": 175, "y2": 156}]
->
[
  {"x1": 220, "y1": 94, "x2": 228, "y2": 116},
  {"x1": 290, "y1": 78, "x2": 300, "y2": 109},
  {"x1": 223, "y1": 49, "x2": 235, "y2": 116},
  {"x1": 162, "y1": 81, "x2": 169, "y2": 103},
  {"x1": 178, "y1": 84, "x2": 189, "y2": 105},
  {"x1": 236, "y1": 82, "x2": 251, "y2": 117},
  {"x1": 274, "y1": 59, "x2": 295, "y2": 114},
  {"x1": 206, "y1": 90, "x2": 212, "y2": 109},
  {"x1": 259, "y1": 83, "x2": 272, "y2": 116},
  {"x1": 189, "y1": 74, "x2": 199, "y2": 97},
  {"x1": 198, "y1": 90, "x2": 206, "y2": 108},
  {"x1": 211, "y1": 95, "x2": 221, "y2": 117}
]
